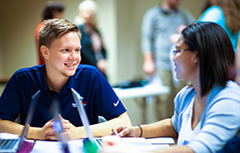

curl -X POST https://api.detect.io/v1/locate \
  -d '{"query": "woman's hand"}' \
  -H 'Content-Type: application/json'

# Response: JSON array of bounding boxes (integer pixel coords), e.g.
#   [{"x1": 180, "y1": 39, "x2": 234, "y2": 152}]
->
[{"x1": 112, "y1": 125, "x2": 140, "y2": 137}]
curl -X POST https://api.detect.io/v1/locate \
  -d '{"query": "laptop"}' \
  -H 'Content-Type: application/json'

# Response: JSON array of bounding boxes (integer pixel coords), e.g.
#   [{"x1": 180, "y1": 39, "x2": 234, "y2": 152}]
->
[
  {"x1": 71, "y1": 88, "x2": 99, "y2": 152},
  {"x1": 0, "y1": 90, "x2": 41, "y2": 153},
  {"x1": 70, "y1": 88, "x2": 156, "y2": 152},
  {"x1": 50, "y1": 99, "x2": 70, "y2": 153}
]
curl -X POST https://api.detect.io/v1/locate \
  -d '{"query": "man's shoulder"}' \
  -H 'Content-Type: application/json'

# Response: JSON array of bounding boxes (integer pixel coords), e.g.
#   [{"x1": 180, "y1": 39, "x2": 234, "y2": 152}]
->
[
  {"x1": 15, "y1": 65, "x2": 43, "y2": 76},
  {"x1": 143, "y1": 6, "x2": 161, "y2": 21},
  {"x1": 7, "y1": 65, "x2": 43, "y2": 88},
  {"x1": 75, "y1": 64, "x2": 100, "y2": 76}
]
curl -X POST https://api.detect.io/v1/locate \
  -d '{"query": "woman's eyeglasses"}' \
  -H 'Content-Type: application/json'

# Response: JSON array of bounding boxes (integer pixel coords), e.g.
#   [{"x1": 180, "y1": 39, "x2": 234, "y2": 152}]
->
[{"x1": 172, "y1": 49, "x2": 191, "y2": 56}]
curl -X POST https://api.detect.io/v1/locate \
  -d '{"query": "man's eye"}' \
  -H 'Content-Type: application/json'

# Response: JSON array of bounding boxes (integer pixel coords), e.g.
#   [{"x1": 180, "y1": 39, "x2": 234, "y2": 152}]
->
[
  {"x1": 76, "y1": 49, "x2": 80, "y2": 52},
  {"x1": 63, "y1": 49, "x2": 69, "y2": 51}
]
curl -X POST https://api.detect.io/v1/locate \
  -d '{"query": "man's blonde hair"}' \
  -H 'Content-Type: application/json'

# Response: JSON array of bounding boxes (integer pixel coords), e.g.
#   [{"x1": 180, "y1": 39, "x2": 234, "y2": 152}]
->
[{"x1": 38, "y1": 18, "x2": 81, "y2": 58}]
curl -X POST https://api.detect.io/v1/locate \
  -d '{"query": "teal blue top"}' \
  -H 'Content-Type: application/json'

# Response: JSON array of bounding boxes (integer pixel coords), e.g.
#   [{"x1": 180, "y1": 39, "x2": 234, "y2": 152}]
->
[
  {"x1": 171, "y1": 81, "x2": 240, "y2": 152},
  {"x1": 198, "y1": 6, "x2": 239, "y2": 52}
]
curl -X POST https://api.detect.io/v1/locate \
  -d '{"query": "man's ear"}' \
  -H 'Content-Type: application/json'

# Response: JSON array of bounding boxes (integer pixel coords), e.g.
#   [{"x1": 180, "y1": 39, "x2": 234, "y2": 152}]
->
[{"x1": 40, "y1": 45, "x2": 49, "y2": 60}]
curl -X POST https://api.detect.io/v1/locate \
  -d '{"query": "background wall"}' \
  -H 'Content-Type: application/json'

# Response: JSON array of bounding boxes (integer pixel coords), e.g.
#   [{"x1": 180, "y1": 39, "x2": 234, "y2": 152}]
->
[{"x1": 0, "y1": 0, "x2": 204, "y2": 125}]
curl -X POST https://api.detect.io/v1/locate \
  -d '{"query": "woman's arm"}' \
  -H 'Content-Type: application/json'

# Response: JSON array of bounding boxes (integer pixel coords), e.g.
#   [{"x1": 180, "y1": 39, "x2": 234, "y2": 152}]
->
[{"x1": 114, "y1": 118, "x2": 178, "y2": 139}]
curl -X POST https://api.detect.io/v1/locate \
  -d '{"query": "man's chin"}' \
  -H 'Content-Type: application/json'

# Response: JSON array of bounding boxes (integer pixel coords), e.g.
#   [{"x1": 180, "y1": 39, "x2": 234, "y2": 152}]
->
[{"x1": 64, "y1": 71, "x2": 76, "y2": 77}]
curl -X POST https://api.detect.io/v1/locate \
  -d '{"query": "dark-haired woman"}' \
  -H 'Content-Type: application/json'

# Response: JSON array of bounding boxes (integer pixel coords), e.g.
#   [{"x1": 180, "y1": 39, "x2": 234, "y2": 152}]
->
[{"x1": 105, "y1": 22, "x2": 240, "y2": 153}]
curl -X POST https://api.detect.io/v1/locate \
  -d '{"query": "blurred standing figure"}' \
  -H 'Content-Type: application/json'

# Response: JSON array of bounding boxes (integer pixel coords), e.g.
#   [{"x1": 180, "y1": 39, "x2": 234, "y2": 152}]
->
[
  {"x1": 198, "y1": 0, "x2": 240, "y2": 52},
  {"x1": 75, "y1": 0, "x2": 107, "y2": 78},
  {"x1": 141, "y1": 0, "x2": 194, "y2": 120},
  {"x1": 35, "y1": 1, "x2": 65, "y2": 65},
  {"x1": 198, "y1": 0, "x2": 240, "y2": 86}
]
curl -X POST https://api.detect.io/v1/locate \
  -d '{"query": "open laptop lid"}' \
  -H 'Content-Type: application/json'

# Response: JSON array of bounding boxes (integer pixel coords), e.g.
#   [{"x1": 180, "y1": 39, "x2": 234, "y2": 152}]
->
[
  {"x1": 71, "y1": 88, "x2": 156, "y2": 152},
  {"x1": 17, "y1": 89, "x2": 41, "y2": 152},
  {"x1": 50, "y1": 99, "x2": 70, "y2": 153},
  {"x1": 71, "y1": 88, "x2": 99, "y2": 152}
]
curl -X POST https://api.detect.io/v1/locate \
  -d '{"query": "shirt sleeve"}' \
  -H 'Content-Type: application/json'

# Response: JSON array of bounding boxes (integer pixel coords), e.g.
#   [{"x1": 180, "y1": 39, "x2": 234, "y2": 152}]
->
[
  {"x1": 141, "y1": 7, "x2": 157, "y2": 53},
  {"x1": 92, "y1": 70, "x2": 126, "y2": 120},
  {"x1": 0, "y1": 73, "x2": 22, "y2": 121},
  {"x1": 187, "y1": 99, "x2": 240, "y2": 153}
]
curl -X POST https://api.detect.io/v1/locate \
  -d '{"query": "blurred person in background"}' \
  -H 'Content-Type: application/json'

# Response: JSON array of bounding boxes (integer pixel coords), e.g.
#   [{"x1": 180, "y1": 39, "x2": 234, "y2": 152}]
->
[
  {"x1": 74, "y1": 0, "x2": 107, "y2": 78},
  {"x1": 141, "y1": 0, "x2": 195, "y2": 121},
  {"x1": 198, "y1": 0, "x2": 240, "y2": 52},
  {"x1": 35, "y1": 1, "x2": 65, "y2": 65}
]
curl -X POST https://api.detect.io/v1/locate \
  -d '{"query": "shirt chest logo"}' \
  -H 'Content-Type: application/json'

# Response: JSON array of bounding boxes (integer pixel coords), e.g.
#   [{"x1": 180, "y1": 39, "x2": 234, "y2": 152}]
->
[
  {"x1": 72, "y1": 99, "x2": 87, "y2": 108},
  {"x1": 113, "y1": 100, "x2": 120, "y2": 107}
]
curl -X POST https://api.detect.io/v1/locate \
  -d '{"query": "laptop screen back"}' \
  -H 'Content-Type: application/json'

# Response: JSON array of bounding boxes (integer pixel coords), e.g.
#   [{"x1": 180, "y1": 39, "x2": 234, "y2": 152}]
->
[
  {"x1": 0, "y1": 90, "x2": 41, "y2": 153},
  {"x1": 50, "y1": 100, "x2": 70, "y2": 153},
  {"x1": 18, "y1": 89, "x2": 41, "y2": 148},
  {"x1": 71, "y1": 88, "x2": 95, "y2": 142}
]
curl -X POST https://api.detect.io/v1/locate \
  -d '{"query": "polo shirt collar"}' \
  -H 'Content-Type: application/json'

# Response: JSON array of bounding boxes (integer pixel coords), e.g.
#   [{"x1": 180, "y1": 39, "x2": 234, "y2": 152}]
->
[{"x1": 40, "y1": 65, "x2": 76, "y2": 93}]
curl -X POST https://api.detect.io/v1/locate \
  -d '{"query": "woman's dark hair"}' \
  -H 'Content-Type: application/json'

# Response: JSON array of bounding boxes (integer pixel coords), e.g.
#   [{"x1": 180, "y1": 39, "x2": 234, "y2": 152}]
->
[
  {"x1": 42, "y1": 1, "x2": 65, "y2": 20},
  {"x1": 182, "y1": 22, "x2": 235, "y2": 97}
]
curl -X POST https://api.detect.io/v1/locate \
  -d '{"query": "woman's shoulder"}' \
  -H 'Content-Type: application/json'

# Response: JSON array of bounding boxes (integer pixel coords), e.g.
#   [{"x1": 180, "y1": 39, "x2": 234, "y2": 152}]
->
[
  {"x1": 215, "y1": 81, "x2": 240, "y2": 97},
  {"x1": 208, "y1": 81, "x2": 240, "y2": 108},
  {"x1": 222, "y1": 81, "x2": 240, "y2": 98}
]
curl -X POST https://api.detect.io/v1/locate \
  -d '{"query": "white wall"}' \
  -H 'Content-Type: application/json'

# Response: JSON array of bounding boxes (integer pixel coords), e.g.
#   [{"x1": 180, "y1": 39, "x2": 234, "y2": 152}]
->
[{"x1": 96, "y1": 0, "x2": 118, "y2": 84}]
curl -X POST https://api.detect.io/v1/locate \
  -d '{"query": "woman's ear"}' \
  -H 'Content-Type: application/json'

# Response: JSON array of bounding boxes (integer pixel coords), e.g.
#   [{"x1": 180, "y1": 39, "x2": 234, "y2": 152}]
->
[
  {"x1": 194, "y1": 51, "x2": 199, "y2": 63},
  {"x1": 40, "y1": 45, "x2": 49, "y2": 60}
]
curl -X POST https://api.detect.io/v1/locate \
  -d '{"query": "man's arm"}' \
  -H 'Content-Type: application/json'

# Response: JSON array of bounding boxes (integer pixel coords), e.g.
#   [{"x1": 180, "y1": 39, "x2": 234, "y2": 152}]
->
[
  {"x1": 143, "y1": 52, "x2": 156, "y2": 76},
  {"x1": 0, "y1": 118, "x2": 49, "y2": 140},
  {"x1": 45, "y1": 112, "x2": 131, "y2": 140},
  {"x1": 90, "y1": 112, "x2": 131, "y2": 137},
  {"x1": 141, "y1": 8, "x2": 156, "y2": 76}
]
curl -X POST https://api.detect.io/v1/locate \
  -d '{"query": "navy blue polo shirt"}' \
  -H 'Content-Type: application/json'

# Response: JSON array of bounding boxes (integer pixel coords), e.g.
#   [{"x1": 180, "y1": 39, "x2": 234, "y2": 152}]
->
[{"x1": 0, "y1": 64, "x2": 126, "y2": 127}]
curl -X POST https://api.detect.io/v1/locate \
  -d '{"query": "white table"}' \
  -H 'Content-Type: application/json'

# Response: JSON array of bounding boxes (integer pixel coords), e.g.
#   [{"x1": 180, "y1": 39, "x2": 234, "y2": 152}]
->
[
  {"x1": 113, "y1": 84, "x2": 169, "y2": 100},
  {"x1": 113, "y1": 75, "x2": 170, "y2": 124}
]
